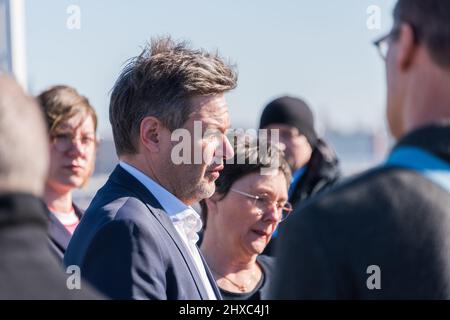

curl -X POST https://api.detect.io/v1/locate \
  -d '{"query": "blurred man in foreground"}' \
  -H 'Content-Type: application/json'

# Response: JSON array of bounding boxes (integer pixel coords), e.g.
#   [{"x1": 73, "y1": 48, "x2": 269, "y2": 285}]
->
[
  {"x1": 0, "y1": 75, "x2": 100, "y2": 299},
  {"x1": 274, "y1": 0, "x2": 450, "y2": 299}
]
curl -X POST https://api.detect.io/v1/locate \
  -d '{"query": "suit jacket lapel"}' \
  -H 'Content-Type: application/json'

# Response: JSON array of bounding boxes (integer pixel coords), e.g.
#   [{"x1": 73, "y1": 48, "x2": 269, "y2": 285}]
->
[
  {"x1": 147, "y1": 205, "x2": 212, "y2": 299},
  {"x1": 110, "y1": 165, "x2": 210, "y2": 299},
  {"x1": 48, "y1": 203, "x2": 84, "y2": 254},
  {"x1": 197, "y1": 245, "x2": 222, "y2": 300},
  {"x1": 47, "y1": 211, "x2": 72, "y2": 253},
  {"x1": 73, "y1": 204, "x2": 84, "y2": 219}
]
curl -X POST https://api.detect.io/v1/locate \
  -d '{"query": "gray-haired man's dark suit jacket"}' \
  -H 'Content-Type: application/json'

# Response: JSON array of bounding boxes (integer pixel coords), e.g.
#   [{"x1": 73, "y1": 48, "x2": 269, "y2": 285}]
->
[{"x1": 64, "y1": 165, "x2": 221, "y2": 300}]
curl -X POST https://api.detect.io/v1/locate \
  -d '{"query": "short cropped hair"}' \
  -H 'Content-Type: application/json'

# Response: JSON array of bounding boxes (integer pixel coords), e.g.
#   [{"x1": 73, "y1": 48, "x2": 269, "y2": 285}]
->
[
  {"x1": 37, "y1": 85, "x2": 97, "y2": 137},
  {"x1": 109, "y1": 36, "x2": 238, "y2": 156},
  {"x1": 393, "y1": 0, "x2": 450, "y2": 71}
]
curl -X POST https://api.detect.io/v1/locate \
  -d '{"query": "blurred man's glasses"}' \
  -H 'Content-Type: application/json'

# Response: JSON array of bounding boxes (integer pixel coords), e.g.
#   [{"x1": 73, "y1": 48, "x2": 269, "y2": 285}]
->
[
  {"x1": 373, "y1": 28, "x2": 400, "y2": 61},
  {"x1": 373, "y1": 33, "x2": 391, "y2": 61},
  {"x1": 230, "y1": 188, "x2": 293, "y2": 222},
  {"x1": 51, "y1": 133, "x2": 97, "y2": 153},
  {"x1": 373, "y1": 24, "x2": 419, "y2": 61}
]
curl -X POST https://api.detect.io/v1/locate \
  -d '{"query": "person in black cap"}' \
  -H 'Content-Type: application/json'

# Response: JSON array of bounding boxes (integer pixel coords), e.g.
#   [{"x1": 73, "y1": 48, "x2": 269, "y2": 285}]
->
[{"x1": 259, "y1": 96, "x2": 341, "y2": 256}]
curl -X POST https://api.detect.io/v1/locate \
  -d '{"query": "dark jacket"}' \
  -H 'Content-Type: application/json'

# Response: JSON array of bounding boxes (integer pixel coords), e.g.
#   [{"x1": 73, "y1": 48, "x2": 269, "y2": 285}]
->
[
  {"x1": 289, "y1": 138, "x2": 341, "y2": 208},
  {"x1": 0, "y1": 193, "x2": 101, "y2": 299},
  {"x1": 64, "y1": 165, "x2": 221, "y2": 300},
  {"x1": 273, "y1": 124, "x2": 450, "y2": 299},
  {"x1": 48, "y1": 204, "x2": 83, "y2": 261},
  {"x1": 263, "y1": 138, "x2": 341, "y2": 256}
]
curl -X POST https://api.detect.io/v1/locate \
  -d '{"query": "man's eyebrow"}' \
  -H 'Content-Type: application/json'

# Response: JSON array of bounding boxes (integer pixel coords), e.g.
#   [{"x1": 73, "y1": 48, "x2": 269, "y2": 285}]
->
[{"x1": 204, "y1": 120, "x2": 230, "y2": 133}]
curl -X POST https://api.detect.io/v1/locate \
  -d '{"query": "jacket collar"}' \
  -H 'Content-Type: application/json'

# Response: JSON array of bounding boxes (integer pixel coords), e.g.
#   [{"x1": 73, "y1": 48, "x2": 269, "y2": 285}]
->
[
  {"x1": 47, "y1": 204, "x2": 83, "y2": 254},
  {"x1": 392, "y1": 123, "x2": 450, "y2": 163},
  {"x1": 108, "y1": 165, "x2": 217, "y2": 299},
  {"x1": 0, "y1": 193, "x2": 47, "y2": 228}
]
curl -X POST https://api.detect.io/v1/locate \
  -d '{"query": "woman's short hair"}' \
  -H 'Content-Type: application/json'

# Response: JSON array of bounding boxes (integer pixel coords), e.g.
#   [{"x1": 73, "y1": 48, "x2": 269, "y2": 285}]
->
[
  {"x1": 37, "y1": 85, "x2": 97, "y2": 136},
  {"x1": 200, "y1": 135, "x2": 291, "y2": 228}
]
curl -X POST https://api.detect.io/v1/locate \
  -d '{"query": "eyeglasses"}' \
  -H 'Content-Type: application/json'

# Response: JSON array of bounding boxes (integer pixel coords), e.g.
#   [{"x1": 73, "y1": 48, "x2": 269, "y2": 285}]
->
[
  {"x1": 230, "y1": 188, "x2": 293, "y2": 222},
  {"x1": 51, "y1": 133, "x2": 97, "y2": 153},
  {"x1": 373, "y1": 28, "x2": 401, "y2": 60},
  {"x1": 373, "y1": 33, "x2": 391, "y2": 61},
  {"x1": 373, "y1": 24, "x2": 419, "y2": 61}
]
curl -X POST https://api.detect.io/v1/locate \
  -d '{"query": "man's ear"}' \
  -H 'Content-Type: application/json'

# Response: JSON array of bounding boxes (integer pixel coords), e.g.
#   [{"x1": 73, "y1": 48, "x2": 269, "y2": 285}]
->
[
  {"x1": 397, "y1": 23, "x2": 417, "y2": 71},
  {"x1": 140, "y1": 116, "x2": 161, "y2": 153}
]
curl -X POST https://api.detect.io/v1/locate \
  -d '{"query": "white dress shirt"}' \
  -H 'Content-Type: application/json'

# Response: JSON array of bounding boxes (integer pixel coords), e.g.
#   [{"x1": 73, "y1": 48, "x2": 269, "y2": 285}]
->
[{"x1": 119, "y1": 161, "x2": 217, "y2": 300}]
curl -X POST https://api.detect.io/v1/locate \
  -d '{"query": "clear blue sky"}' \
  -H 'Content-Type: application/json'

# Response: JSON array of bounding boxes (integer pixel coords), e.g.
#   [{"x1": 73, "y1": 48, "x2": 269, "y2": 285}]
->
[{"x1": 26, "y1": 0, "x2": 396, "y2": 138}]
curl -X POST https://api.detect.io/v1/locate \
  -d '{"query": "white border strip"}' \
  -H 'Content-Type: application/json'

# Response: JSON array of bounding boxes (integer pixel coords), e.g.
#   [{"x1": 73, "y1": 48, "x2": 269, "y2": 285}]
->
[{"x1": 9, "y1": 0, "x2": 27, "y2": 91}]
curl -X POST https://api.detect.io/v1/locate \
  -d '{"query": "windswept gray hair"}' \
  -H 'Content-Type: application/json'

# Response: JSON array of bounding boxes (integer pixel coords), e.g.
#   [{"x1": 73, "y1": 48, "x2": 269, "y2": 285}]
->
[
  {"x1": 110, "y1": 36, "x2": 238, "y2": 156},
  {"x1": 0, "y1": 76, "x2": 49, "y2": 196}
]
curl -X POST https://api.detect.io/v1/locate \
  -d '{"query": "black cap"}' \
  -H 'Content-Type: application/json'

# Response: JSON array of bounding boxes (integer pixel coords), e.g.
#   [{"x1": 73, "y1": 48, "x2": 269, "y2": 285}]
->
[{"x1": 259, "y1": 96, "x2": 317, "y2": 146}]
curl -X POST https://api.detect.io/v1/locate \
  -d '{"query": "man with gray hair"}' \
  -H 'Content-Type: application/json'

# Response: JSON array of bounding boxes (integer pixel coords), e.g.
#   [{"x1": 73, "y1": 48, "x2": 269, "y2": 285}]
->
[
  {"x1": 0, "y1": 75, "x2": 100, "y2": 299},
  {"x1": 65, "y1": 37, "x2": 237, "y2": 299}
]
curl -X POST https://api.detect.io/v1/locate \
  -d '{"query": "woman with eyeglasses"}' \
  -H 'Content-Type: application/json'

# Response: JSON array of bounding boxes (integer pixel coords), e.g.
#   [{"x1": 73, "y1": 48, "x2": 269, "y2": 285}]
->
[
  {"x1": 37, "y1": 86, "x2": 98, "y2": 261},
  {"x1": 200, "y1": 137, "x2": 292, "y2": 300}
]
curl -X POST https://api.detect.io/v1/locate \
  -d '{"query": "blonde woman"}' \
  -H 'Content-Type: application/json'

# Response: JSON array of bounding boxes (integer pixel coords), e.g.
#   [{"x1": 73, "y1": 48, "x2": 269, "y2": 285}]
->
[{"x1": 37, "y1": 86, "x2": 97, "y2": 260}]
